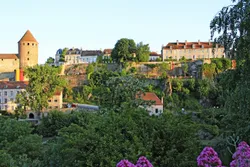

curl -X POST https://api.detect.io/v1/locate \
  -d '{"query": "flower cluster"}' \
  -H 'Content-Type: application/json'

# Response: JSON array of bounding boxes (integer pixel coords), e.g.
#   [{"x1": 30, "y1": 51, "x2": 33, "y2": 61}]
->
[
  {"x1": 116, "y1": 156, "x2": 153, "y2": 167},
  {"x1": 197, "y1": 147, "x2": 223, "y2": 167},
  {"x1": 230, "y1": 141, "x2": 250, "y2": 167},
  {"x1": 135, "y1": 156, "x2": 153, "y2": 167},
  {"x1": 117, "y1": 160, "x2": 135, "y2": 167}
]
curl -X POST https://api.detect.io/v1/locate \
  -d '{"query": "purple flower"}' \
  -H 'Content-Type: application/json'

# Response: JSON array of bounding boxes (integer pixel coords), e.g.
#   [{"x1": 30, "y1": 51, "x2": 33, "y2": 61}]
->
[
  {"x1": 230, "y1": 141, "x2": 250, "y2": 167},
  {"x1": 197, "y1": 147, "x2": 223, "y2": 167},
  {"x1": 136, "y1": 156, "x2": 153, "y2": 167},
  {"x1": 116, "y1": 160, "x2": 135, "y2": 167}
]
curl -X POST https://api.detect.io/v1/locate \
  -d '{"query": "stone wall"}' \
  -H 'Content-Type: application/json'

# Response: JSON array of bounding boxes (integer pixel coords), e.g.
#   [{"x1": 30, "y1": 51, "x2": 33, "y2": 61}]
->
[{"x1": 0, "y1": 59, "x2": 19, "y2": 73}]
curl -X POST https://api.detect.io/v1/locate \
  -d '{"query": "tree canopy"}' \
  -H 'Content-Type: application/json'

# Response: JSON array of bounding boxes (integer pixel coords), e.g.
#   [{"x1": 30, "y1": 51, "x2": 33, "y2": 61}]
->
[
  {"x1": 136, "y1": 42, "x2": 150, "y2": 62},
  {"x1": 111, "y1": 38, "x2": 136, "y2": 64},
  {"x1": 17, "y1": 64, "x2": 66, "y2": 113}
]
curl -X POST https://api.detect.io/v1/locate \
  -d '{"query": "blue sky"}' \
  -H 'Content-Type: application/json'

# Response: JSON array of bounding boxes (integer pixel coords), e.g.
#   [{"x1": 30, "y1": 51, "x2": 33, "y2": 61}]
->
[{"x1": 0, "y1": 0, "x2": 231, "y2": 64}]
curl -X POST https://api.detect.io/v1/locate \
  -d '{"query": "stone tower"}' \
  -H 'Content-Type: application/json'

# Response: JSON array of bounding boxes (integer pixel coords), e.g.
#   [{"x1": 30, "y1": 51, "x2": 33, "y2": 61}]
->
[{"x1": 18, "y1": 30, "x2": 38, "y2": 69}]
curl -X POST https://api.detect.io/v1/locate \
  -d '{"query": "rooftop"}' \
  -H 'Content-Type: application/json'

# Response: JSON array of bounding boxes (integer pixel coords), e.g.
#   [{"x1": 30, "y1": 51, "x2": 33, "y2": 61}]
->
[
  {"x1": 0, "y1": 54, "x2": 18, "y2": 59},
  {"x1": 139, "y1": 92, "x2": 163, "y2": 105},
  {"x1": 18, "y1": 30, "x2": 38, "y2": 43},
  {"x1": 162, "y1": 40, "x2": 223, "y2": 50},
  {"x1": 0, "y1": 81, "x2": 28, "y2": 89}
]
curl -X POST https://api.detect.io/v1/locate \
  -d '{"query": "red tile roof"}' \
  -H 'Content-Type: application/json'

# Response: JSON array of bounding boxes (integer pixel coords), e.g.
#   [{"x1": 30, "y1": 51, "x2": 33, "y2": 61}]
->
[
  {"x1": 0, "y1": 81, "x2": 28, "y2": 89},
  {"x1": 150, "y1": 52, "x2": 161, "y2": 56},
  {"x1": 162, "y1": 41, "x2": 223, "y2": 50},
  {"x1": 18, "y1": 30, "x2": 38, "y2": 43},
  {"x1": 103, "y1": 49, "x2": 112, "y2": 54},
  {"x1": 54, "y1": 90, "x2": 62, "y2": 96},
  {"x1": 0, "y1": 54, "x2": 18, "y2": 59},
  {"x1": 139, "y1": 92, "x2": 163, "y2": 105}
]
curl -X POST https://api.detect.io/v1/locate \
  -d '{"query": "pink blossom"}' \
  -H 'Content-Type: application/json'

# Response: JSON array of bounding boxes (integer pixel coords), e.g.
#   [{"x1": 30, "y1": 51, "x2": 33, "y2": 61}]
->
[
  {"x1": 117, "y1": 160, "x2": 135, "y2": 167},
  {"x1": 197, "y1": 147, "x2": 223, "y2": 167}
]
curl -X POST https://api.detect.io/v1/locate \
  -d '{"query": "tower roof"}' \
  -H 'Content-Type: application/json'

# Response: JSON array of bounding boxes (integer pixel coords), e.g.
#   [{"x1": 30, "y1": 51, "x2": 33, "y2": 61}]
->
[{"x1": 18, "y1": 30, "x2": 38, "y2": 43}]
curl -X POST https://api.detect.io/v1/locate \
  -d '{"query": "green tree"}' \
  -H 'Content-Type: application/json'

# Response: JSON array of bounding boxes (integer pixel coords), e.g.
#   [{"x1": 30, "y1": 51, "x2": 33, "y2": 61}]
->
[
  {"x1": 182, "y1": 62, "x2": 188, "y2": 76},
  {"x1": 111, "y1": 38, "x2": 136, "y2": 65},
  {"x1": 94, "y1": 76, "x2": 150, "y2": 110},
  {"x1": 18, "y1": 64, "x2": 66, "y2": 113},
  {"x1": 59, "y1": 48, "x2": 68, "y2": 62},
  {"x1": 136, "y1": 42, "x2": 150, "y2": 62},
  {"x1": 45, "y1": 57, "x2": 55, "y2": 64}
]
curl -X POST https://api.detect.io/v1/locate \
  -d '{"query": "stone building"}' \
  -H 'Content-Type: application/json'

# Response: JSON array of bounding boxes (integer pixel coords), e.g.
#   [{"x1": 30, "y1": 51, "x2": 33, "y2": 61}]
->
[
  {"x1": 161, "y1": 40, "x2": 225, "y2": 61},
  {"x1": 0, "y1": 81, "x2": 63, "y2": 114},
  {"x1": 0, "y1": 30, "x2": 38, "y2": 80},
  {"x1": 55, "y1": 48, "x2": 102, "y2": 65}
]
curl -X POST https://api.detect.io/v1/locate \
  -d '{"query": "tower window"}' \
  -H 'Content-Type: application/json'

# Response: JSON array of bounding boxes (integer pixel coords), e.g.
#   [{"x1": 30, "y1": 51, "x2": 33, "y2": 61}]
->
[
  {"x1": 28, "y1": 51, "x2": 29, "y2": 54},
  {"x1": 27, "y1": 58, "x2": 29, "y2": 60},
  {"x1": 32, "y1": 43, "x2": 34, "y2": 46},
  {"x1": 23, "y1": 43, "x2": 25, "y2": 45},
  {"x1": 27, "y1": 43, "x2": 29, "y2": 45}
]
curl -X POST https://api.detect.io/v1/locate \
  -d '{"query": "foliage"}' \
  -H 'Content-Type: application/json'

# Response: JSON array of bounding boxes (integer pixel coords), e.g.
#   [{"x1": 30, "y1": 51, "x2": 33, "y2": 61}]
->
[
  {"x1": 136, "y1": 42, "x2": 150, "y2": 62},
  {"x1": 111, "y1": 38, "x2": 136, "y2": 65},
  {"x1": 18, "y1": 64, "x2": 66, "y2": 113},
  {"x1": 59, "y1": 48, "x2": 68, "y2": 62},
  {"x1": 36, "y1": 110, "x2": 72, "y2": 137},
  {"x1": 0, "y1": 118, "x2": 42, "y2": 166},
  {"x1": 94, "y1": 76, "x2": 150, "y2": 110},
  {"x1": 182, "y1": 62, "x2": 188, "y2": 76},
  {"x1": 45, "y1": 57, "x2": 55, "y2": 64}
]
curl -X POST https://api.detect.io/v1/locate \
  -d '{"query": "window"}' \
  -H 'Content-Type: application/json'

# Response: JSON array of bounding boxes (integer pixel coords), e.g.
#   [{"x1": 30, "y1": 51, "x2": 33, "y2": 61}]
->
[
  {"x1": 27, "y1": 43, "x2": 30, "y2": 45},
  {"x1": 17, "y1": 91, "x2": 20, "y2": 94},
  {"x1": 10, "y1": 91, "x2": 13, "y2": 96},
  {"x1": 12, "y1": 106, "x2": 14, "y2": 110},
  {"x1": 0, "y1": 99, "x2": 1, "y2": 103},
  {"x1": 0, "y1": 92, "x2": 1, "y2": 96},
  {"x1": 54, "y1": 100, "x2": 58, "y2": 102},
  {"x1": 155, "y1": 108, "x2": 159, "y2": 114},
  {"x1": 4, "y1": 91, "x2": 7, "y2": 96},
  {"x1": 4, "y1": 98, "x2": 7, "y2": 103},
  {"x1": 48, "y1": 100, "x2": 51, "y2": 102},
  {"x1": 5, "y1": 105, "x2": 7, "y2": 110},
  {"x1": 55, "y1": 106, "x2": 58, "y2": 109},
  {"x1": 10, "y1": 98, "x2": 14, "y2": 102},
  {"x1": 23, "y1": 43, "x2": 25, "y2": 45},
  {"x1": 27, "y1": 58, "x2": 29, "y2": 60},
  {"x1": 32, "y1": 43, "x2": 34, "y2": 46},
  {"x1": 28, "y1": 51, "x2": 29, "y2": 54}
]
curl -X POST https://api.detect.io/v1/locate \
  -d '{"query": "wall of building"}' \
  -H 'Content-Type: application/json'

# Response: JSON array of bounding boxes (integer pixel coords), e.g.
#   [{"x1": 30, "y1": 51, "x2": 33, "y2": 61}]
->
[
  {"x1": 146, "y1": 104, "x2": 163, "y2": 116},
  {"x1": 47, "y1": 93, "x2": 63, "y2": 109},
  {"x1": 162, "y1": 48, "x2": 225, "y2": 61},
  {"x1": 0, "y1": 88, "x2": 24, "y2": 112},
  {"x1": 0, "y1": 59, "x2": 19, "y2": 73},
  {"x1": 18, "y1": 41, "x2": 38, "y2": 68}
]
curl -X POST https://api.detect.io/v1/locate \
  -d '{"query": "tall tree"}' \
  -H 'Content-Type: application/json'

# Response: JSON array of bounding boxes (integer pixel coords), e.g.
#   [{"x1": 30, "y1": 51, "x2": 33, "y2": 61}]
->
[
  {"x1": 136, "y1": 42, "x2": 150, "y2": 62},
  {"x1": 18, "y1": 64, "x2": 66, "y2": 113},
  {"x1": 45, "y1": 57, "x2": 55, "y2": 65},
  {"x1": 210, "y1": 0, "x2": 250, "y2": 140},
  {"x1": 111, "y1": 38, "x2": 136, "y2": 65}
]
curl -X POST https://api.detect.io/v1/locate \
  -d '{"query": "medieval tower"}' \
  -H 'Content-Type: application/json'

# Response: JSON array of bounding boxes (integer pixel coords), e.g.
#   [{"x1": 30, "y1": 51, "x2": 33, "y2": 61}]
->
[
  {"x1": 18, "y1": 30, "x2": 38, "y2": 69},
  {"x1": 0, "y1": 30, "x2": 38, "y2": 81}
]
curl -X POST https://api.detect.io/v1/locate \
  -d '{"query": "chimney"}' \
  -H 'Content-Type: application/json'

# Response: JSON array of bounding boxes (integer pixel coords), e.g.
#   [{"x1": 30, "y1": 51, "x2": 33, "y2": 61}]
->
[
  {"x1": 176, "y1": 40, "x2": 179, "y2": 45},
  {"x1": 208, "y1": 40, "x2": 211, "y2": 45},
  {"x1": 198, "y1": 40, "x2": 201, "y2": 45},
  {"x1": 185, "y1": 40, "x2": 187, "y2": 45},
  {"x1": 161, "y1": 97, "x2": 164, "y2": 104}
]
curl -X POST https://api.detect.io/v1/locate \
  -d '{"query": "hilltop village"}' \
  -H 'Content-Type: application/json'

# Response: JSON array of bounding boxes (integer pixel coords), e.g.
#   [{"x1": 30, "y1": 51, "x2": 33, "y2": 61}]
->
[
  {"x1": 0, "y1": 30, "x2": 234, "y2": 120},
  {"x1": 2, "y1": 1, "x2": 250, "y2": 166}
]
